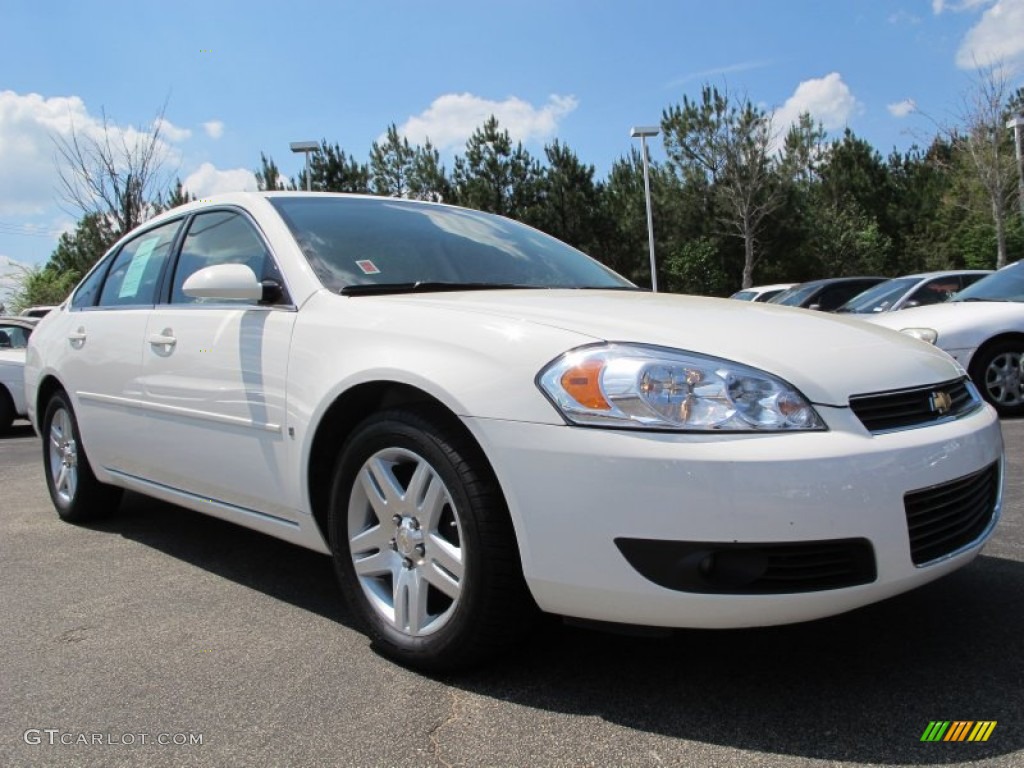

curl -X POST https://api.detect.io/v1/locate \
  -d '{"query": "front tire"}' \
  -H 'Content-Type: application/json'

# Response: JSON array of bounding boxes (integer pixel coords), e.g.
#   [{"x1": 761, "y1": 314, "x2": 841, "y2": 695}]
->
[
  {"x1": 42, "y1": 390, "x2": 122, "y2": 522},
  {"x1": 328, "y1": 408, "x2": 535, "y2": 671},
  {"x1": 970, "y1": 341, "x2": 1024, "y2": 416}
]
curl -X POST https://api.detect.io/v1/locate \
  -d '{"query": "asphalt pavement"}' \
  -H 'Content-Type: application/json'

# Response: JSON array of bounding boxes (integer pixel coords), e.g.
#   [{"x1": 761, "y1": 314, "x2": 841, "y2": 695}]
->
[{"x1": 1, "y1": 418, "x2": 1022, "y2": 768}]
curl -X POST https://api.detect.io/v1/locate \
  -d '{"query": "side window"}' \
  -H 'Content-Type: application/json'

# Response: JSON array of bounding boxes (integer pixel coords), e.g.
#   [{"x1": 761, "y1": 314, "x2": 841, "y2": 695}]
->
[
  {"x1": 960, "y1": 273, "x2": 986, "y2": 290},
  {"x1": 71, "y1": 255, "x2": 113, "y2": 309},
  {"x1": 910, "y1": 278, "x2": 960, "y2": 307},
  {"x1": 171, "y1": 211, "x2": 273, "y2": 305},
  {"x1": 0, "y1": 324, "x2": 30, "y2": 348},
  {"x1": 98, "y1": 220, "x2": 181, "y2": 307}
]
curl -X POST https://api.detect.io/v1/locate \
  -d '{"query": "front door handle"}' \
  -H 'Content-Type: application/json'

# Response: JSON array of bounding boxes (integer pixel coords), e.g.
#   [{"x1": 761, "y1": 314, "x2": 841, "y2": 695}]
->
[{"x1": 148, "y1": 329, "x2": 177, "y2": 348}]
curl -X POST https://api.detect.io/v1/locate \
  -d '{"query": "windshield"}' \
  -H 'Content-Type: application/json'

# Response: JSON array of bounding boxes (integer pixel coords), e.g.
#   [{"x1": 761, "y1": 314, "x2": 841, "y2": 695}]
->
[
  {"x1": 269, "y1": 197, "x2": 634, "y2": 293},
  {"x1": 730, "y1": 290, "x2": 757, "y2": 301},
  {"x1": 836, "y1": 277, "x2": 918, "y2": 313},
  {"x1": 953, "y1": 261, "x2": 1024, "y2": 303},
  {"x1": 769, "y1": 283, "x2": 819, "y2": 306}
]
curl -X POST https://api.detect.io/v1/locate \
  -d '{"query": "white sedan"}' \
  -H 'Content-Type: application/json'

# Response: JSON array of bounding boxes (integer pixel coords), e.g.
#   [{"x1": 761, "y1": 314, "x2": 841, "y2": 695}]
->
[
  {"x1": 865, "y1": 261, "x2": 1024, "y2": 416},
  {"x1": 25, "y1": 193, "x2": 1004, "y2": 670},
  {"x1": 0, "y1": 315, "x2": 38, "y2": 432}
]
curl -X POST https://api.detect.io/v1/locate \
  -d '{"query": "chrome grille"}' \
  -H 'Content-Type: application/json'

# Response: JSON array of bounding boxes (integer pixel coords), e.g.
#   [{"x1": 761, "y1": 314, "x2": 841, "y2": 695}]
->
[{"x1": 850, "y1": 378, "x2": 979, "y2": 433}]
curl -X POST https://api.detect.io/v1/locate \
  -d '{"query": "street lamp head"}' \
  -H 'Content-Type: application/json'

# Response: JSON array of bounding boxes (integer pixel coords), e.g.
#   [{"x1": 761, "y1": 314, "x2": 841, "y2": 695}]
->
[
  {"x1": 290, "y1": 140, "x2": 319, "y2": 153},
  {"x1": 1008, "y1": 116, "x2": 1024, "y2": 130},
  {"x1": 630, "y1": 126, "x2": 660, "y2": 138}
]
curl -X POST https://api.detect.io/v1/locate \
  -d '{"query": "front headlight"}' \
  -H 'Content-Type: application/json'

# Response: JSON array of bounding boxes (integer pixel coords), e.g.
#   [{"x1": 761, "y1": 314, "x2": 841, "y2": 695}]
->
[
  {"x1": 900, "y1": 327, "x2": 938, "y2": 344},
  {"x1": 537, "y1": 344, "x2": 825, "y2": 431}
]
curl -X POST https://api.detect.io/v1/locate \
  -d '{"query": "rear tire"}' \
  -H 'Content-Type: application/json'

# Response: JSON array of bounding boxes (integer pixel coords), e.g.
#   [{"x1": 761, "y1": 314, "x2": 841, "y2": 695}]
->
[
  {"x1": 0, "y1": 388, "x2": 13, "y2": 434},
  {"x1": 42, "y1": 390, "x2": 122, "y2": 522},
  {"x1": 328, "y1": 408, "x2": 535, "y2": 671},
  {"x1": 969, "y1": 341, "x2": 1024, "y2": 417}
]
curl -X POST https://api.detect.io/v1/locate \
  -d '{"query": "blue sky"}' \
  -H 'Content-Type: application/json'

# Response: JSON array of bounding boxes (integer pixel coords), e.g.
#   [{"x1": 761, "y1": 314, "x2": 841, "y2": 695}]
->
[{"x1": 1, "y1": 0, "x2": 1023, "y2": 270}]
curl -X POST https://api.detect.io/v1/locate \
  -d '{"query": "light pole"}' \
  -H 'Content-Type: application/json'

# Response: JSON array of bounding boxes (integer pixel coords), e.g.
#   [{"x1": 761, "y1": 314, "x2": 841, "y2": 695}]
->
[
  {"x1": 630, "y1": 126, "x2": 659, "y2": 292},
  {"x1": 1008, "y1": 116, "x2": 1024, "y2": 223},
  {"x1": 290, "y1": 140, "x2": 319, "y2": 192}
]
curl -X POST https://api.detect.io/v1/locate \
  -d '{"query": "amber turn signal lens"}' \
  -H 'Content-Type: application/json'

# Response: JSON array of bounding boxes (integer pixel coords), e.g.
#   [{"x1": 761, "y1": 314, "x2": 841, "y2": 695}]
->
[{"x1": 559, "y1": 359, "x2": 611, "y2": 410}]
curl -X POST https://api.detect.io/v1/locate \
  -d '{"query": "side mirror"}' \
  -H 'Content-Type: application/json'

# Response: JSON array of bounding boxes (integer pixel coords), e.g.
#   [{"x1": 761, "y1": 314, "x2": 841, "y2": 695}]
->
[
  {"x1": 182, "y1": 264, "x2": 262, "y2": 301},
  {"x1": 903, "y1": 300, "x2": 920, "y2": 309},
  {"x1": 808, "y1": 303, "x2": 821, "y2": 311}
]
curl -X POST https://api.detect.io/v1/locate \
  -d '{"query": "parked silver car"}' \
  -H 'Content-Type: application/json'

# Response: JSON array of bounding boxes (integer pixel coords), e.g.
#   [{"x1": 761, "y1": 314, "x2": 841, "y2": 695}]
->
[{"x1": 835, "y1": 271, "x2": 991, "y2": 314}]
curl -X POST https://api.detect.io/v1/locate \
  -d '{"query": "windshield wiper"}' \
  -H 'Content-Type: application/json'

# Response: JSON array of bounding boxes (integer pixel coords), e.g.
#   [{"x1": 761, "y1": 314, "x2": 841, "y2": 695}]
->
[
  {"x1": 956, "y1": 297, "x2": 1007, "y2": 302},
  {"x1": 340, "y1": 281, "x2": 534, "y2": 296}
]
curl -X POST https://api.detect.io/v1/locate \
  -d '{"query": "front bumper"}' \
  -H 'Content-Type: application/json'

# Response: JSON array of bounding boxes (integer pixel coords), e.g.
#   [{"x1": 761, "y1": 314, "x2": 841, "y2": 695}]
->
[{"x1": 465, "y1": 404, "x2": 1003, "y2": 628}]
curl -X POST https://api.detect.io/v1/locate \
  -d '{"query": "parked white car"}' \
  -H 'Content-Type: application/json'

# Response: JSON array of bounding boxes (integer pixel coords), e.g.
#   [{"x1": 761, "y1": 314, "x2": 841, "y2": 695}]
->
[
  {"x1": 0, "y1": 315, "x2": 38, "y2": 432},
  {"x1": 25, "y1": 193, "x2": 1004, "y2": 670},
  {"x1": 865, "y1": 261, "x2": 1024, "y2": 415},
  {"x1": 728, "y1": 283, "x2": 795, "y2": 302}
]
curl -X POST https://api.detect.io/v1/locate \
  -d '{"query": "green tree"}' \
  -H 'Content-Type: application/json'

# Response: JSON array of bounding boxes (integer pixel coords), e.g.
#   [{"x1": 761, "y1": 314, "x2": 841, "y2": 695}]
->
[
  {"x1": 370, "y1": 124, "x2": 416, "y2": 197},
  {"x1": 50, "y1": 213, "x2": 117, "y2": 277},
  {"x1": 408, "y1": 140, "x2": 451, "y2": 202},
  {"x1": 10, "y1": 265, "x2": 80, "y2": 313},
  {"x1": 536, "y1": 140, "x2": 600, "y2": 251},
  {"x1": 256, "y1": 153, "x2": 288, "y2": 191},
  {"x1": 662, "y1": 85, "x2": 783, "y2": 288},
  {"x1": 452, "y1": 116, "x2": 542, "y2": 222},
  {"x1": 294, "y1": 140, "x2": 370, "y2": 193},
  {"x1": 594, "y1": 150, "x2": 651, "y2": 284},
  {"x1": 954, "y1": 66, "x2": 1019, "y2": 268}
]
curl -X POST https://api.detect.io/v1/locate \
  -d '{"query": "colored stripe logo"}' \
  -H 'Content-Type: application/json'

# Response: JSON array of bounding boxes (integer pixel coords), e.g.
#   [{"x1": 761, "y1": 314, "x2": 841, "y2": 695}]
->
[{"x1": 921, "y1": 721, "x2": 997, "y2": 742}]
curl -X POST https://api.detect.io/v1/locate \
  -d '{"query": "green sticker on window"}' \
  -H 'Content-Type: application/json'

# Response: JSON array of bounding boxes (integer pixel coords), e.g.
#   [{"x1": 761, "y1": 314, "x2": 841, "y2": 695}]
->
[{"x1": 119, "y1": 237, "x2": 159, "y2": 298}]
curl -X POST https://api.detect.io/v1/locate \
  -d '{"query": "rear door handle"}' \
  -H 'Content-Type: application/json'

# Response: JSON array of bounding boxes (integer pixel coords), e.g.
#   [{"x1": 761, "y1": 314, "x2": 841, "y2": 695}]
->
[{"x1": 68, "y1": 327, "x2": 86, "y2": 347}]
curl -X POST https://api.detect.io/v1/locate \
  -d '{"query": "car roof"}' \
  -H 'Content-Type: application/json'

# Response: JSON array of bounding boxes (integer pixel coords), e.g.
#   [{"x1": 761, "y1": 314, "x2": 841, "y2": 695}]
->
[
  {"x1": 796, "y1": 276, "x2": 886, "y2": 288},
  {"x1": 0, "y1": 316, "x2": 39, "y2": 327},
  {"x1": 898, "y1": 270, "x2": 992, "y2": 279}
]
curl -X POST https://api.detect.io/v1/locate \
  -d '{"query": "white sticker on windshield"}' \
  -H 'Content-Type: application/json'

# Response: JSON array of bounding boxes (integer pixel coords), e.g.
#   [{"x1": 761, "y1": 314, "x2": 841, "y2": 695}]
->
[
  {"x1": 119, "y1": 236, "x2": 160, "y2": 298},
  {"x1": 356, "y1": 259, "x2": 380, "y2": 275}
]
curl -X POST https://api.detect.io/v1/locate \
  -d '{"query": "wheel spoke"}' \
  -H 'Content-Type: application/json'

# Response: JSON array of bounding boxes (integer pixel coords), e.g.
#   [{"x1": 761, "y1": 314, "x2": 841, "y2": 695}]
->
[
  {"x1": 393, "y1": 567, "x2": 429, "y2": 634},
  {"x1": 366, "y1": 457, "x2": 405, "y2": 509},
  {"x1": 65, "y1": 466, "x2": 77, "y2": 500},
  {"x1": 413, "y1": 475, "x2": 442, "y2": 529},
  {"x1": 405, "y1": 461, "x2": 431, "y2": 507},
  {"x1": 429, "y1": 534, "x2": 463, "y2": 580},
  {"x1": 353, "y1": 548, "x2": 396, "y2": 578},
  {"x1": 349, "y1": 523, "x2": 391, "y2": 555},
  {"x1": 49, "y1": 423, "x2": 62, "y2": 451}
]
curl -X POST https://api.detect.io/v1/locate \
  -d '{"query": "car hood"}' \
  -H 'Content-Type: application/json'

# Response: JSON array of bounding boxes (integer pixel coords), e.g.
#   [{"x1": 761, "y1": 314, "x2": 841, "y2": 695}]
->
[
  {"x1": 380, "y1": 290, "x2": 964, "y2": 406},
  {"x1": 864, "y1": 300, "x2": 1024, "y2": 338}
]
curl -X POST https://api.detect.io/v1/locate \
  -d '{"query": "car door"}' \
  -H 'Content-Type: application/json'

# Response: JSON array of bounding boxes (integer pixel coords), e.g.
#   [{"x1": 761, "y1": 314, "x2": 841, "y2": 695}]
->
[
  {"x1": 56, "y1": 219, "x2": 181, "y2": 476},
  {"x1": 138, "y1": 209, "x2": 298, "y2": 522},
  {"x1": 903, "y1": 276, "x2": 962, "y2": 308}
]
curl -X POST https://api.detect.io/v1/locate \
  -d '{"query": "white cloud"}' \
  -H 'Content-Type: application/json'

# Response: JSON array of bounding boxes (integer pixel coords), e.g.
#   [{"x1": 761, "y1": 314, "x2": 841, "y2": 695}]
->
[
  {"x1": 668, "y1": 60, "x2": 773, "y2": 87},
  {"x1": 0, "y1": 90, "x2": 180, "y2": 218},
  {"x1": 396, "y1": 93, "x2": 579, "y2": 151},
  {"x1": 888, "y1": 10, "x2": 921, "y2": 24},
  {"x1": 955, "y1": 0, "x2": 1024, "y2": 68},
  {"x1": 203, "y1": 120, "x2": 224, "y2": 139},
  {"x1": 933, "y1": 0, "x2": 991, "y2": 14},
  {"x1": 773, "y1": 73, "x2": 861, "y2": 134},
  {"x1": 154, "y1": 117, "x2": 191, "y2": 142},
  {"x1": 182, "y1": 162, "x2": 257, "y2": 198},
  {"x1": 887, "y1": 98, "x2": 918, "y2": 117}
]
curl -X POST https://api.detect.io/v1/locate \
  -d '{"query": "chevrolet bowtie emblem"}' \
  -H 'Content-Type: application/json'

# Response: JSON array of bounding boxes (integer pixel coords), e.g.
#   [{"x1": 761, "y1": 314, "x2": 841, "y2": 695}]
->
[{"x1": 930, "y1": 390, "x2": 953, "y2": 414}]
